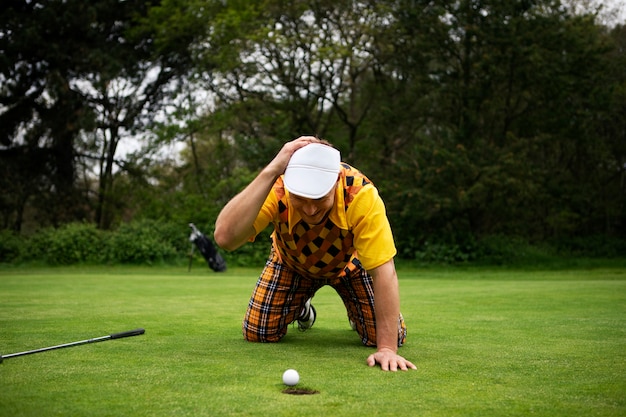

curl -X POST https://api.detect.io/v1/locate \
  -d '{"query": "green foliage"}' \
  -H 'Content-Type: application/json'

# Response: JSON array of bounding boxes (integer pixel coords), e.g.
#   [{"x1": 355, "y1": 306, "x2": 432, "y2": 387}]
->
[
  {"x1": 222, "y1": 229, "x2": 273, "y2": 268},
  {"x1": 414, "y1": 242, "x2": 473, "y2": 264},
  {"x1": 400, "y1": 233, "x2": 612, "y2": 266},
  {"x1": 410, "y1": 233, "x2": 478, "y2": 264},
  {"x1": 473, "y1": 235, "x2": 554, "y2": 265},
  {"x1": 381, "y1": 2, "x2": 622, "y2": 248},
  {"x1": 147, "y1": 220, "x2": 192, "y2": 256},
  {"x1": 0, "y1": 0, "x2": 208, "y2": 231},
  {"x1": 4, "y1": 221, "x2": 625, "y2": 267},
  {"x1": 104, "y1": 220, "x2": 181, "y2": 265},
  {"x1": 550, "y1": 235, "x2": 626, "y2": 258},
  {"x1": 26, "y1": 223, "x2": 106, "y2": 265},
  {"x1": 0, "y1": 230, "x2": 24, "y2": 263},
  {"x1": 2, "y1": 0, "x2": 626, "y2": 261},
  {"x1": 14, "y1": 221, "x2": 185, "y2": 266}
]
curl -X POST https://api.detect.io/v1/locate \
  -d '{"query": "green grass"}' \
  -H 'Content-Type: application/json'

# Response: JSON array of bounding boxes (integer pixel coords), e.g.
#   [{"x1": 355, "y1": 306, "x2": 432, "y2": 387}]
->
[{"x1": 0, "y1": 264, "x2": 625, "y2": 416}]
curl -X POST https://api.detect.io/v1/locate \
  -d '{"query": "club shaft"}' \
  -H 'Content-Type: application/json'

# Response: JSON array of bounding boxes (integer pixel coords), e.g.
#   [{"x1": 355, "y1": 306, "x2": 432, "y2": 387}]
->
[
  {"x1": 2, "y1": 336, "x2": 110, "y2": 359},
  {"x1": 1, "y1": 328, "x2": 144, "y2": 361}
]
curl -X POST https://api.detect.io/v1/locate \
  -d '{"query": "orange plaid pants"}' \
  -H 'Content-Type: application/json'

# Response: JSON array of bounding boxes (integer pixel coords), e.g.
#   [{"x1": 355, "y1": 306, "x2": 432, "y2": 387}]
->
[{"x1": 242, "y1": 247, "x2": 407, "y2": 347}]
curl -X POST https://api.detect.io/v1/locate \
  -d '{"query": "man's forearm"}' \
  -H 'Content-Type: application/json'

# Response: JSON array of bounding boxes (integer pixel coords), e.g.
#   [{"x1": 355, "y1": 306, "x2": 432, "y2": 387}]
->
[
  {"x1": 371, "y1": 260, "x2": 401, "y2": 352},
  {"x1": 214, "y1": 167, "x2": 278, "y2": 251},
  {"x1": 214, "y1": 137, "x2": 317, "y2": 251}
]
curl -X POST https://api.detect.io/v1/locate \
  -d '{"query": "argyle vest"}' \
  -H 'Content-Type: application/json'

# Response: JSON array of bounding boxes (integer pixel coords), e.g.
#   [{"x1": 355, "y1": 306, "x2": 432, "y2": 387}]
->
[{"x1": 272, "y1": 163, "x2": 371, "y2": 278}]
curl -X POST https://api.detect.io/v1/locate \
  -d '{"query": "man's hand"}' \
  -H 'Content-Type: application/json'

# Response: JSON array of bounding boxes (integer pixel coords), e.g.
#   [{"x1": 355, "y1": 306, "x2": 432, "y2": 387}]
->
[
  {"x1": 367, "y1": 348, "x2": 417, "y2": 371},
  {"x1": 214, "y1": 136, "x2": 318, "y2": 251},
  {"x1": 368, "y1": 261, "x2": 416, "y2": 371},
  {"x1": 265, "y1": 136, "x2": 319, "y2": 177}
]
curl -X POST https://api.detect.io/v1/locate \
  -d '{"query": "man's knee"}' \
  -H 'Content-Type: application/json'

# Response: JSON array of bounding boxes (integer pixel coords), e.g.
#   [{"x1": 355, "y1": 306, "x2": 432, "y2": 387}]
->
[{"x1": 242, "y1": 323, "x2": 285, "y2": 343}]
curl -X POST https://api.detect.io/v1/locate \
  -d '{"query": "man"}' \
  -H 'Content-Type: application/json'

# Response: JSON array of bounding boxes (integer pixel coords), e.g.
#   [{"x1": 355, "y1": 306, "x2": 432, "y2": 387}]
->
[{"x1": 214, "y1": 136, "x2": 416, "y2": 371}]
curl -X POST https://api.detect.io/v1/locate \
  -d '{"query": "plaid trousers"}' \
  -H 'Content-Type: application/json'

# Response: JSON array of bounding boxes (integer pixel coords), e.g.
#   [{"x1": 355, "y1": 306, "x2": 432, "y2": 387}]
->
[{"x1": 242, "y1": 246, "x2": 407, "y2": 347}]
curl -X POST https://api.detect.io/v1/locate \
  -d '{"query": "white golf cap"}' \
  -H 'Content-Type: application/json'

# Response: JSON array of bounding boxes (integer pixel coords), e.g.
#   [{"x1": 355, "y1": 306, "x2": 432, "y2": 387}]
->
[{"x1": 284, "y1": 143, "x2": 341, "y2": 199}]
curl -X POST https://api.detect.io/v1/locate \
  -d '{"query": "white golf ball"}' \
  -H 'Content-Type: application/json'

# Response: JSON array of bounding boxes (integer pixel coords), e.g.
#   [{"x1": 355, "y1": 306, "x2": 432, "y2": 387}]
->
[{"x1": 282, "y1": 369, "x2": 299, "y2": 386}]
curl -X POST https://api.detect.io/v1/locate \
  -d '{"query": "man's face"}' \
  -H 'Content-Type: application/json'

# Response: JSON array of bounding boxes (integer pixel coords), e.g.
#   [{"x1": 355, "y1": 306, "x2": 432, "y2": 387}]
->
[{"x1": 288, "y1": 185, "x2": 336, "y2": 225}]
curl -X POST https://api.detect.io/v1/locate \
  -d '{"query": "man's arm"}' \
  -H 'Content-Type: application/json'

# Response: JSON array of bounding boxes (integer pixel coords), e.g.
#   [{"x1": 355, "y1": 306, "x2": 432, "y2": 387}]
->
[
  {"x1": 367, "y1": 259, "x2": 417, "y2": 371},
  {"x1": 213, "y1": 168, "x2": 276, "y2": 251},
  {"x1": 214, "y1": 136, "x2": 318, "y2": 251}
]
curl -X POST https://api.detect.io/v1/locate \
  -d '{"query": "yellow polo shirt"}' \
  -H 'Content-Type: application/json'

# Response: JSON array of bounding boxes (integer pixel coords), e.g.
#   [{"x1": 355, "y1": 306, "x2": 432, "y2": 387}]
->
[{"x1": 251, "y1": 163, "x2": 396, "y2": 277}]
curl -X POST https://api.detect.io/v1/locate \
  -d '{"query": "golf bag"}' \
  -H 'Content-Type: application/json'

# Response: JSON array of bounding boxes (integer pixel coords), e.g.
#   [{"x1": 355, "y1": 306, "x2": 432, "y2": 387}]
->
[{"x1": 189, "y1": 223, "x2": 227, "y2": 272}]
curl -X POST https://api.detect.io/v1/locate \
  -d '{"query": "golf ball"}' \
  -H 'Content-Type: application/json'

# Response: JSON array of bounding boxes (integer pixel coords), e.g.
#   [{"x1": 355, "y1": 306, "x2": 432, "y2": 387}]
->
[{"x1": 282, "y1": 369, "x2": 299, "y2": 386}]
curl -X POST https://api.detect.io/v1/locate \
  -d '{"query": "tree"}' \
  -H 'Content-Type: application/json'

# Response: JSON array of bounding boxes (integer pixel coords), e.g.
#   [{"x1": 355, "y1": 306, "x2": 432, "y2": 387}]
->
[
  {"x1": 194, "y1": 0, "x2": 410, "y2": 160},
  {"x1": 372, "y1": 0, "x2": 625, "y2": 251},
  {"x1": 168, "y1": 0, "x2": 625, "y2": 251},
  {"x1": 3, "y1": 0, "x2": 624, "y2": 256},
  {"x1": 0, "y1": 0, "x2": 204, "y2": 230},
  {"x1": 1, "y1": 1, "x2": 99, "y2": 230}
]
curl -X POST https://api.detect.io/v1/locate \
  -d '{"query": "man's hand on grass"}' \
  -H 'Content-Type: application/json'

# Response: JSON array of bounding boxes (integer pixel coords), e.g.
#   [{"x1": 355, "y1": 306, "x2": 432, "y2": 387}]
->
[{"x1": 367, "y1": 348, "x2": 417, "y2": 371}]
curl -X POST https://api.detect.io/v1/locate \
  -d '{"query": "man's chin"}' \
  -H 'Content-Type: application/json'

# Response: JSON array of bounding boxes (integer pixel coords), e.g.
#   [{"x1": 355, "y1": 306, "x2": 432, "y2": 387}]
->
[
  {"x1": 299, "y1": 208, "x2": 332, "y2": 225},
  {"x1": 303, "y1": 214, "x2": 329, "y2": 225}
]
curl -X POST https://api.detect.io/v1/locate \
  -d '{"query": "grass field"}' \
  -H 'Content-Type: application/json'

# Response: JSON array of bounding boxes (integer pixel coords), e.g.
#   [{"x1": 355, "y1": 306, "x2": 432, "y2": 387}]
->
[{"x1": 0, "y1": 264, "x2": 625, "y2": 416}]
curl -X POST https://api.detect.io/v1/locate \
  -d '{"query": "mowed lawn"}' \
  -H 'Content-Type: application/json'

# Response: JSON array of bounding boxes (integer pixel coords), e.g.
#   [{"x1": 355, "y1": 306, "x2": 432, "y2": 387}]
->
[{"x1": 0, "y1": 264, "x2": 625, "y2": 417}]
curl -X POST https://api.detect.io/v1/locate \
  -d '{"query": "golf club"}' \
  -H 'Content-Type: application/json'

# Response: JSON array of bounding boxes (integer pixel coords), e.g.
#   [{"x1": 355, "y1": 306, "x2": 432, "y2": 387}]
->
[{"x1": 0, "y1": 328, "x2": 145, "y2": 363}]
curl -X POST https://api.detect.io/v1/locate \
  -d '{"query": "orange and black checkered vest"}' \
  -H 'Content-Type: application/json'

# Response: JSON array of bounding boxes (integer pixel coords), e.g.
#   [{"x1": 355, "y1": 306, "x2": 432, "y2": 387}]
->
[{"x1": 272, "y1": 163, "x2": 371, "y2": 278}]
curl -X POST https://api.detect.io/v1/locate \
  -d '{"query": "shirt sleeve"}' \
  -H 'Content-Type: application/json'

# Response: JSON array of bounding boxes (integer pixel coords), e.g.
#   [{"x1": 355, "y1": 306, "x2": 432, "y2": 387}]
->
[
  {"x1": 249, "y1": 186, "x2": 278, "y2": 241},
  {"x1": 346, "y1": 185, "x2": 397, "y2": 270}
]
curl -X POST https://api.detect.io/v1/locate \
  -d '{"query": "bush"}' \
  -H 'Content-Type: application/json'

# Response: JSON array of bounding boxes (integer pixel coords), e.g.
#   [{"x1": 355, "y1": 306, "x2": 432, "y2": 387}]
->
[
  {"x1": 473, "y1": 235, "x2": 554, "y2": 265},
  {"x1": 105, "y1": 219, "x2": 179, "y2": 264},
  {"x1": 221, "y1": 229, "x2": 272, "y2": 268},
  {"x1": 414, "y1": 241, "x2": 474, "y2": 263},
  {"x1": 6, "y1": 221, "x2": 624, "y2": 268},
  {"x1": 13, "y1": 220, "x2": 218, "y2": 266},
  {"x1": 550, "y1": 235, "x2": 626, "y2": 258},
  {"x1": 25, "y1": 223, "x2": 105, "y2": 265},
  {"x1": 408, "y1": 234, "x2": 558, "y2": 265},
  {"x1": 0, "y1": 229, "x2": 24, "y2": 263},
  {"x1": 149, "y1": 220, "x2": 192, "y2": 256},
  {"x1": 409, "y1": 233, "x2": 478, "y2": 264}
]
